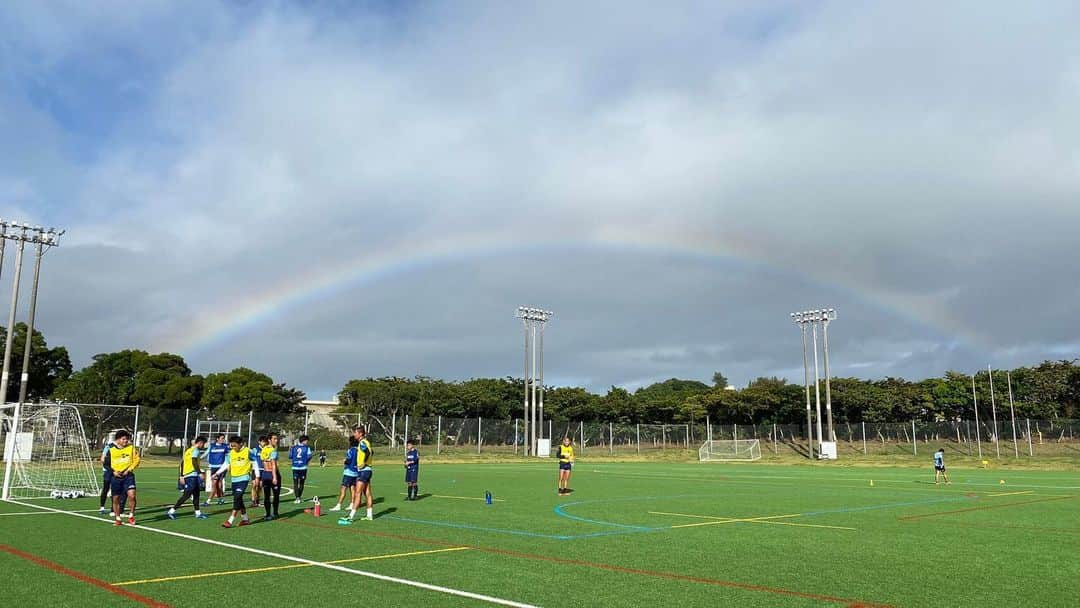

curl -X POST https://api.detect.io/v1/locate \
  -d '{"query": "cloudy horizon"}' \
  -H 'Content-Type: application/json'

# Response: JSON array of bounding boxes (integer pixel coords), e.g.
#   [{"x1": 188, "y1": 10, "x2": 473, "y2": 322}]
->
[{"x1": 2, "y1": 1, "x2": 1078, "y2": 400}]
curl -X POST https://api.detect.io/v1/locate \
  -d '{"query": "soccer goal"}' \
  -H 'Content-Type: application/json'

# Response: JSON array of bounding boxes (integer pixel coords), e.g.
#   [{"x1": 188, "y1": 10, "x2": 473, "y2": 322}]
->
[
  {"x1": 699, "y1": 439, "x2": 762, "y2": 462},
  {"x1": 2, "y1": 403, "x2": 101, "y2": 500},
  {"x1": 194, "y1": 418, "x2": 243, "y2": 442}
]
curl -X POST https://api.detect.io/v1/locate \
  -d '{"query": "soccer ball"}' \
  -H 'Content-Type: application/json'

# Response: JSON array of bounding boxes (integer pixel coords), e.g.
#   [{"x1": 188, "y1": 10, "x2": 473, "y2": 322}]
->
[{"x1": 50, "y1": 490, "x2": 62, "y2": 499}]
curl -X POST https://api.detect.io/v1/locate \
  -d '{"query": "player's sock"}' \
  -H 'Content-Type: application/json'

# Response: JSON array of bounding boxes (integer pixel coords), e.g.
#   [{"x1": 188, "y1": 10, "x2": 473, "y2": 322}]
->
[
  {"x1": 366, "y1": 507, "x2": 373, "y2": 520},
  {"x1": 227, "y1": 515, "x2": 235, "y2": 524}
]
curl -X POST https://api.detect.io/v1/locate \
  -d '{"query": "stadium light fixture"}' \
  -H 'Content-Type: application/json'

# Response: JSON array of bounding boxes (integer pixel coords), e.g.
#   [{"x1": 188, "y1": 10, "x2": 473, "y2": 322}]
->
[{"x1": 516, "y1": 305, "x2": 554, "y2": 457}]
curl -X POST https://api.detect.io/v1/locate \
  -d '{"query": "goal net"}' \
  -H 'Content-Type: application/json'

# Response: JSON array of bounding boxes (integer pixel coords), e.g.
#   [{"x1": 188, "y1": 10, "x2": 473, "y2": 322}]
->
[
  {"x1": 194, "y1": 419, "x2": 243, "y2": 442},
  {"x1": 699, "y1": 439, "x2": 762, "y2": 462},
  {"x1": 2, "y1": 403, "x2": 101, "y2": 499}
]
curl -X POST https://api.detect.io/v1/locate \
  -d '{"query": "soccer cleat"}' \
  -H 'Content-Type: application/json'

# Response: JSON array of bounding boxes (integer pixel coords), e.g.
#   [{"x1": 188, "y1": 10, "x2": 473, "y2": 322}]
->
[
  {"x1": 167, "y1": 511, "x2": 177, "y2": 520},
  {"x1": 239, "y1": 519, "x2": 251, "y2": 526},
  {"x1": 294, "y1": 498, "x2": 302, "y2": 504},
  {"x1": 221, "y1": 521, "x2": 233, "y2": 528},
  {"x1": 216, "y1": 499, "x2": 225, "y2": 505},
  {"x1": 203, "y1": 500, "x2": 211, "y2": 506},
  {"x1": 329, "y1": 504, "x2": 341, "y2": 511},
  {"x1": 337, "y1": 517, "x2": 353, "y2": 526},
  {"x1": 263, "y1": 515, "x2": 275, "y2": 522},
  {"x1": 127, "y1": 517, "x2": 136, "y2": 526},
  {"x1": 363, "y1": 515, "x2": 373, "y2": 521},
  {"x1": 195, "y1": 513, "x2": 209, "y2": 519},
  {"x1": 114, "y1": 519, "x2": 122, "y2": 526},
  {"x1": 99, "y1": 507, "x2": 106, "y2": 515}
]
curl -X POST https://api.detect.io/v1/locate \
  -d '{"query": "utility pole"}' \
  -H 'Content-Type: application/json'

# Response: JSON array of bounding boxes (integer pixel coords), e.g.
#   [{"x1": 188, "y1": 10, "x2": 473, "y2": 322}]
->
[{"x1": 515, "y1": 307, "x2": 553, "y2": 457}]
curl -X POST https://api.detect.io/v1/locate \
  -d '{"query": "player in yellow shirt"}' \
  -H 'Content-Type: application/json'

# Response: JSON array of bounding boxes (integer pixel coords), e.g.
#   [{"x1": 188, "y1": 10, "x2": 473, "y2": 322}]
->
[
  {"x1": 556, "y1": 437, "x2": 574, "y2": 495},
  {"x1": 341, "y1": 426, "x2": 374, "y2": 524},
  {"x1": 212, "y1": 436, "x2": 261, "y2": 528},
  {"x1": 107, "y1": 430, "x2": 141, "y2": 526},
  {"x1": 167, "y1": 436, "x2": 209, "y2": 520}
]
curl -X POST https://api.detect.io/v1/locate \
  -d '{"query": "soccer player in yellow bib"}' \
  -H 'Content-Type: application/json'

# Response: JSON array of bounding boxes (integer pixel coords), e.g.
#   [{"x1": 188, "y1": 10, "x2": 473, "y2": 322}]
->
[
  {"x1": 168, "y1": 436, "x2": 209, "y2": 520},
  {"x1": 556, "y1": 437, "x2": 574, "y2": 495},
  {"x1": 212, "y1": 436, "x2": 261, "y2": 528},
  {"x1": 107, "y1": 430, "x2": 141, "y2": 526}
]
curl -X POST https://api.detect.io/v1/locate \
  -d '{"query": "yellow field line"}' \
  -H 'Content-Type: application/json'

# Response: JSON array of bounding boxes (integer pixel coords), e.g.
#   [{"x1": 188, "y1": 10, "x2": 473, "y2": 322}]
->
[
  {"x1": 987, "y1": 490, "x2": 1035, "y2": 497},
  {"x1": 650, "y1": 511, "x2": 855, "y2": 531},
  {"x1": 112, "y1": 546, "x2": 471, "y2": 586},
  {"x1": 398, "y1": 493, "x2": 505, "y2": 502}
]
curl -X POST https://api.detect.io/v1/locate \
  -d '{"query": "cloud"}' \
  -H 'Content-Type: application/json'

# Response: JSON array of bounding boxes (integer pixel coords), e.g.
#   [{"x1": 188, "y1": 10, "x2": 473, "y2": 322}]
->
[{"x1": 1, "y1": 1, "x2": 1077, "y2": 398}]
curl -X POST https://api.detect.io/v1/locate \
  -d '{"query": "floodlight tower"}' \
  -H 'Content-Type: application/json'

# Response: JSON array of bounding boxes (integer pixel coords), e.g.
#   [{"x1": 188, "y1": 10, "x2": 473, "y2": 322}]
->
[
  {"x1": 821, "y1": 308, "x2": 837, "y2": 443},
  {"x1": 17, "y1": 228, "x2": 64, "y2": 405},
  {"x1": 0, "y1": 222, "x2": 30, "y2": 405},
  {"x1": 515, "y1": 306, "x2": 553, "y2": 457},
  {"x1": 790, "y1": 311, "x2": 815, "y2": 458}
]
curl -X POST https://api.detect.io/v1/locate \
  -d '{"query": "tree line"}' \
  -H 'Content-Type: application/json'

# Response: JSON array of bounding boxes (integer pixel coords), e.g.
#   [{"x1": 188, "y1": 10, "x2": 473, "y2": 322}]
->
[{"x1": 15, "y1": 326, "x2": 1080, "y2": 426}]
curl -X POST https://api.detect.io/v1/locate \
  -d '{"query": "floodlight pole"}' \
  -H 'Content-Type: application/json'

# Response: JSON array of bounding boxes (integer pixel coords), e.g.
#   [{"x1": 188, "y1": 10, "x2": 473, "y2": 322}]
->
[
  {"x1": 530, "y1": 321, "x2": 537, "y2": 455},
  {"x1": 972, "y1": 374, "x2": 982, "y2": 459},
  {"x1": 988, "y1": 364, "x2": 1000, "y2": 458},
  {"x1": 811, "y1": 316, "x2": 823, "y2": 455},
  {"x1": 16, "y1": 235, "x2": 47, "y2": 406},
  {"x1": 792, "y1": 313, "x2": 814, "y2": 459},
  {"x1": 821, "y1": 309, "x2": 836, "y2": 443},
  {"x1": 538, "y1": 320, "x2": 545, "y2": 442},
  {"x1": 0, "y1": 225, "x2": 28, "y2": 405},
  {"x1": 1007, "y1": 371, "x2": 1018, "y2": 459},
  {"x1": 521, "y1": 317, "x2": 530, "y2": 456}
]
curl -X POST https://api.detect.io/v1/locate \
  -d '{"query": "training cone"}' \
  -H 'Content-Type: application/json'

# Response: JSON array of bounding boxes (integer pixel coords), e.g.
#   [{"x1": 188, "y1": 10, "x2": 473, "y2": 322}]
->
[
  {"x1": 869, "y1": 480, "x2": 874, "y2": 487},
  {"x1": 313, "y1": 496, "x2": 322, "y2": 517},
  {"x1": 999, "y1": 479, "x2": 1006, "y2": 485}
]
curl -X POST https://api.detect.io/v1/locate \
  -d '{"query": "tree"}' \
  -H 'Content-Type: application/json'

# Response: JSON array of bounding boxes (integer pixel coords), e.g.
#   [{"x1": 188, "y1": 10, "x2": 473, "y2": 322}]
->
[
  {"x1": 0, "y1": 323, "x2": 72, "y2": 402},
  {"x1": 202, "y1": 367, "x2": 305, "y2": 418},
  {"x1": 711, "y1": 371, "x2": 730, "y2": 389}
]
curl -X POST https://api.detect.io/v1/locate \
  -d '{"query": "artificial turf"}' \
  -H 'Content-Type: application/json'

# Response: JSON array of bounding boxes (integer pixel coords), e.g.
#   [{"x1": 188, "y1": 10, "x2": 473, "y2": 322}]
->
[{"x1": 0, "y1": 459, "x2": 1077, "y2": 607}]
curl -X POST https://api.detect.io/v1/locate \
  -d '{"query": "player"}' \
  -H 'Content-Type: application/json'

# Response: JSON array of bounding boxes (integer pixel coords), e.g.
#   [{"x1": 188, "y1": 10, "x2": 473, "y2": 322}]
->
[
  {"x1": 933, "y1": 447, "x2": 950, "y2": 485},
  {"x1": 251, "y1": 436, "x2": 266, "y2": 507},
  {"x1": 98, "y1": 436, "x2": 124, "y2": 515},
  {"x1": 212, "y1": 435, "x2": 260, "y2": 528},
  {"x1": 168, "y1": 436, "x2": 209, "y2": 520},
  {"x1": 319, "y1": 449, "x2": 327, "y2": 468},
  {"x1": 404, "y1": 439, "x2": 420, "y2": 500},
  {"x1": 260, "y1": 432, "x2": 282, "y2": 520},
  {"x1": 290, "y1": 435, "x2": 314, "y2": 503},
  {"x1": 205, "y1": 434, "x2": 229, "y2": 505},
  {"x1": 341, "y1": 426, "x2": 374, "y2": 523},
  {"x1": 330, "y1": 437, "x2": 359, "y2": 512},
  {"x1": 107, "y1": 430, "x2": 140, "y2": 526},
  {"x1": 556, "y1": 436, "x2": 574, "y2": 495}
]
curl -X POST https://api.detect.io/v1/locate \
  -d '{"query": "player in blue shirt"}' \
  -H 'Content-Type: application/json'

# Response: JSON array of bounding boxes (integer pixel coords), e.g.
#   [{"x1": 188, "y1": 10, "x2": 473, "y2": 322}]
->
[
  {"x1": 290, "y1": 435, "x2": 314, "y2": 503},
  {"x1": 404, "y1": 440, "x2": 420, "y2": 500},
  {"x1": 933, "y1": 448, "x2": 950, "y2": 485},
  {"x1": 204, "y1": 434, "x2": 229, "y2": 505},
  {"x1": 250, "y1": 436, "x2": 266, "y2": 507},
  {"x1": 330, "y1": 437, "x2": 360, "y2": 512}
]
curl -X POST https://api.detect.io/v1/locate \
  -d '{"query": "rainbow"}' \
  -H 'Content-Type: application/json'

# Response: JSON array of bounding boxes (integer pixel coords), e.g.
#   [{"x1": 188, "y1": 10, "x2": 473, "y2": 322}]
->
[{"x1": 153, "y1": 229, "x2": 965, "y2": 356}]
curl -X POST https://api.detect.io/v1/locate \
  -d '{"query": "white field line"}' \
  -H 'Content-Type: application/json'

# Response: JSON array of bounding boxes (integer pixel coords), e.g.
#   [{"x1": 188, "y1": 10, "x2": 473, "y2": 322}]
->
[{"x1": 5, "y1": 499, "x2": 536, "y2": 608}]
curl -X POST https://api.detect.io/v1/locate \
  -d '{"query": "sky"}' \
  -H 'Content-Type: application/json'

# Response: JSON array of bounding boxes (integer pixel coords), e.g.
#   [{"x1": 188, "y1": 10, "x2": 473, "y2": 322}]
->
[{"x1": 1, "y1": 1, "x2": 1078, "y2": 400}]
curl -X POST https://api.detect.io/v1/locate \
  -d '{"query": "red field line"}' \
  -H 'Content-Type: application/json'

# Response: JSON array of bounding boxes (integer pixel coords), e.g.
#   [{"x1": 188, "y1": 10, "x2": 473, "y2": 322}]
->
[
  {"x1": 0, "y1": 544, "x2": 172, "y2": 608},
  {"x1": 280, "y1": 519, "x2": 891, "y2": 608},
  {"x1": 897, "y1": 495, "x2": 1078, "y2": 521}
]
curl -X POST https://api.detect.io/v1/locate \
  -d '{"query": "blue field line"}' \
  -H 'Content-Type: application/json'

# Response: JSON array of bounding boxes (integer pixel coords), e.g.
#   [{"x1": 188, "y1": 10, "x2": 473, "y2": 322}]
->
[
  {"x1": 383, "y1": 514, "x2": 576, "y2": 539},
  {"x1": 553, "y1": 494, "x2": 704, "y2": 530},
  {"x1": 800, "y1": 495, "x2": 973, "y2": 517}
]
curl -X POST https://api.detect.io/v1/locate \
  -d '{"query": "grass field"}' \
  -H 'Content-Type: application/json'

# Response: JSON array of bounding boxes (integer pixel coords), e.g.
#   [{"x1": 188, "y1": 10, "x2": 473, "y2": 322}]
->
[{"x1": 1, "y1": 459, "x2": 1078, "y2": 607}]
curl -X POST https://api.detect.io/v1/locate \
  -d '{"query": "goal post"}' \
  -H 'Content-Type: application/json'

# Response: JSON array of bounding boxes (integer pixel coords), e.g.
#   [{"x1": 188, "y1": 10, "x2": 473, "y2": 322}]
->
[
  {"x1": 699, "y1": 439, "x2": 762, "y2": 462},
  {"x1": 1, "y1": 403, "x2": 101, "y2": 500}
]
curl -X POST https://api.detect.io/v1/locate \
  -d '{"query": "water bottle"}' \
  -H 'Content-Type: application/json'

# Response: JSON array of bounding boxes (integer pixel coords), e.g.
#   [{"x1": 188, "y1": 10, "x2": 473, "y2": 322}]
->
[
  {"x1": 485, "y1": 491, "x2": 493, "y2": 505},
  {"x1": 313, "y1": 495, "x2": 322, "y2": 517}
]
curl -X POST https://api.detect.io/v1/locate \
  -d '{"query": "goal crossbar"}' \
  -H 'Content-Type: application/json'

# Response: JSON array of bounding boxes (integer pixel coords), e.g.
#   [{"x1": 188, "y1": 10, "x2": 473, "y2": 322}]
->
[{"x1": 699, "y1": 439, "x2": 761, "y2": 462}]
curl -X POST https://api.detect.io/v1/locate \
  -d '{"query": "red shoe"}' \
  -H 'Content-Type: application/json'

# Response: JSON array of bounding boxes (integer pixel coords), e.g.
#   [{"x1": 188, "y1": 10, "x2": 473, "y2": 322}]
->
[
  {"x1": 127, "y1": 517, "x2": 136, "y2": 526},
  {"x1": 238, "y1": 519, "x2": 251, "y2": 527},
  {"x1": 114, "y1": 519, "x2": 122, "y2": 527},
  {"x1": 221, "y1": 521, "x2": 233, "y2": 528}
]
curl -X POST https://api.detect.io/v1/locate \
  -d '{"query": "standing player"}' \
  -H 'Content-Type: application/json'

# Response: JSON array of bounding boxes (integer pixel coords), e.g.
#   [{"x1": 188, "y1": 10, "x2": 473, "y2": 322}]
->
[
  {"x1": 213, "y1": 436, "x2": 260, "y2": 528},
  {"x1": 98, "y1": 436, "x2": 118, "y2": 515},
  {"x1": 168, "y1": 436, "x2": 210, "y2": 520},
  {"x1": 404, "y1": 440, "x2": 420, "y2": 500},
  {"x1": 556, "y1": 436, "x2": 574, "y2": 495},
  {"x1": 319, "y1": 449, "x2": 327, "y2": 468},
  {"x1": 260, "y1": 432, "x2": 282, "y2": 520},
  {"x1": 251, "y1": 436, "x2": 266, "y2": 507},
  {"x1": 107, "y1": 430, "x2": 140, "y2": 526},
  {"x1": 934, "y1": 447, "x2": 950, "y2": 485},
  {"x1": 290, "y1": 435, "x2": 314, "y2": 503},
  {"x1": 330, "y1": 437, "x2": 359, "y2": 512},
  {"x1": 205, "y1": 434, "x2": 228, "y2": 505},
  {"x1": 341, "y1": 426, "x2": 374, "y2": 523}
]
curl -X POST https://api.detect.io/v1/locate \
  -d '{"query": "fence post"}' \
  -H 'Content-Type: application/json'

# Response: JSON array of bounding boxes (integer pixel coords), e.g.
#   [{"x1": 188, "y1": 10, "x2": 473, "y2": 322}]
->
[
  {"x1": 685, "y1": 424, "x2": 689, "y2": 449},
  {"x1": 478, "y1": 417, "x2": 482, "y2": 454},
  {"x1": 773, "y1": 423, "x2": 778, "y2": 454},
  {"x1": 132, "y1": 405, "x2": 141, "y2": 448},
  {"x1": 182, "y1": 408, "x2": 190, "y2": 449},
  {"x1": 636, "y1": 423, "x2": 640, "y2": 453},
  {"x1": 733, "y1": 423, "x2": 738, "y2": 443},
  {"x1": 248, "y1": 410, "x2": 254, "y2": 446},
  {"x1": 609, "y1": 422, "x2": 613, "y2": 455},
  {"x1": 912, "y1": 419, "x2": 917, "y2": 456},
  {"x1": 391, "y1": 413, "x2": 397, "y2": 450},
  {"x1": 549, "y1": 420, "x2": 552, "y2": 442},
  {"x1": 514, "y1": 418, "x2": 518, "y2": 454},
  {"x1": 662, "y1": 424, "x2": 666, "y2": 448},
  {"x1": 1026, "y1": 419, "x2": 1033, "y2": 456},
  {"x1": 580, "y1": 421, "x2": 585, "y2": 453},
  {"x1": 303, "y1": 409, "x2": 309, "y2": 434},
  {"x1": 706, "y1": 415, "x2": 710, "y2": 443},
  {"x1": 862, "y1": 421, "x2": 867, "y2": 454},
  {"x1": 404, "y1": 415, "x2": 409, "y2": 451},
  {"x1": 437, "y1": 416, "x2": 442, "y2": 455}
]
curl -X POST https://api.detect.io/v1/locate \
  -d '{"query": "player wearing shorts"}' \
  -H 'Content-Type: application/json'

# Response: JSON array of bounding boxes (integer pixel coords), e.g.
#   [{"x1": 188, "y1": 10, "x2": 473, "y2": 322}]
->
[
  {"x1": 404, "y1": 440, "x2": 420, "y2": 500},
  {"x1": 934, "y1": 448, "x2": 950, "y2": 484},
  {"x1": 341, "y1": 426, "x2": 374, "y2": 523},
  {"x1": 291, "y1": 435, "x2": 313, "y2": 503},
  {"x1": 319, "y1": 450, "x2": 327, "y2": 467},
  {"x1": 213, "y1": 436, "x2": 260, "y2": 528},
  {"x1": 205, "y1": 434, "x2": 228, "y2": 505},
  {"x1": 168, "y1": 436, "x2": 209, "y2": 520},
  {"x1": 98, "y1": 438, "x2": 125, "y2": 515},
  {"x1": 330, "y1": 437, "x2": 360, "y2": 512},
  {"x1": 251, "y1": 436, "x2": 266, "y2": 507},
  {"x1": 556, "y1": 437, "x2": 574, "y2": 495},
  {"x1": 260, "y1": 433, "x2": 282, "y2": 520},
  {"x1": 107, "y1": 430, "x2": 140, "y2": 526}
]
